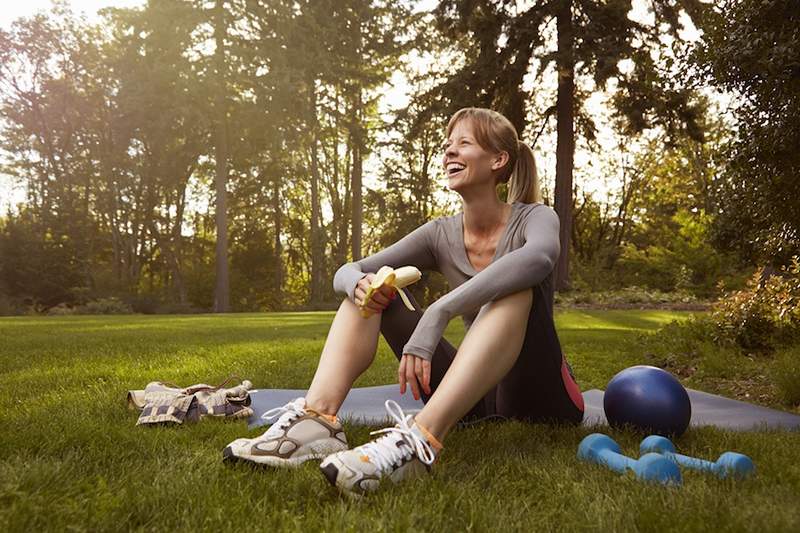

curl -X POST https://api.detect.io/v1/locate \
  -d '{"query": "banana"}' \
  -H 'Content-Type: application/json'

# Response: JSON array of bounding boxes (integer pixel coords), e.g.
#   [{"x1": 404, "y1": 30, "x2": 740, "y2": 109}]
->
[{"x1": 359, "y1": 265, "x2": 422, "y2": 318}]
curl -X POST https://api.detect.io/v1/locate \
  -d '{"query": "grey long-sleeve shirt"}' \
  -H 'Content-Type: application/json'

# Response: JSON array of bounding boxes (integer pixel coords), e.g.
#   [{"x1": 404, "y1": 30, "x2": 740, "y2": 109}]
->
[{"x1": 332, "y1": 201, "x2": 560, "y2": 361}]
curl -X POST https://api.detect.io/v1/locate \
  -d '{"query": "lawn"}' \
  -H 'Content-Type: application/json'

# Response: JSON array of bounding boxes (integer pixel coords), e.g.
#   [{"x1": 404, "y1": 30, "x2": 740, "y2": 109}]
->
[{"x1": 1, "y1": 310, "x2": 798, "y2": 532}]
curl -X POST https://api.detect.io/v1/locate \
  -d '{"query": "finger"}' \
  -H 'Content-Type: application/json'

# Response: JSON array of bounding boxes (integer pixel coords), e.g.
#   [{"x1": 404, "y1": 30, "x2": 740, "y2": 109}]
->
[
  {"x1": 414, "y1": 357, "x2": 425, "y2": 396},
  {"x1": 354, "y1": 287, "x2": 364, "y2": 307},
  {"x1": 356, "y1": 275, "x2": 373, "y2": 304},
  {"x1": 422, "y1": 360, "x2": 431, "y2": 395},
  {"x1": 407, "y1": 364, "x2": 420, "y2": 400},
  {"x1": 360, "y1": 289, "x2": 381, "y2": 313},
  {"x1": 367, "y1": 299, "x2": 383, "y2": 313},
  {"x1": 379, "y1": 286, "x2": 397, "y2": 301},
  {"x1": 398, "y1": 356, "x2": 407, "y2": 394},
  {"x1": 372, "y1": 291, "x2": 390, "y2": 307}
]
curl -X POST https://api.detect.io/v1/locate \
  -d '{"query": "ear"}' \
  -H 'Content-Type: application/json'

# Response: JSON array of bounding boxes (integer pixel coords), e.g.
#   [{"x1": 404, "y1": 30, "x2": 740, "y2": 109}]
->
[{"x1": 491, "y1": 151, "x2": 510, "y2": 171}]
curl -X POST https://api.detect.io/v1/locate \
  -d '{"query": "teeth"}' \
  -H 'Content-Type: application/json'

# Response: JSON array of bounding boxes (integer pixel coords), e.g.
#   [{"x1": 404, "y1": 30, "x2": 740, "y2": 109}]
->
[
  {"x1": 447, "y1": 163, "x2": 465, "y2": 172},
  {"x1": 359, "y1": 266, "x2": 422, "y2": 317}
]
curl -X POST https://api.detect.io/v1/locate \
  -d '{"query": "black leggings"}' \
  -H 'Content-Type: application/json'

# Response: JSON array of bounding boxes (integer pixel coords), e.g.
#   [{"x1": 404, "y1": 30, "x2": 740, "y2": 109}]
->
[{"x1": 379, "y1": 286, "x2": 585, "y2": 425}]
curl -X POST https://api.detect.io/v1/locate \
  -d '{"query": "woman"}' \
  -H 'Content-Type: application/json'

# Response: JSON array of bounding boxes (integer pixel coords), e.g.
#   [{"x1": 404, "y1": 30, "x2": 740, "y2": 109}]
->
[{"x1": 223, "y1": 107, "x2": 585, "y2": 497}]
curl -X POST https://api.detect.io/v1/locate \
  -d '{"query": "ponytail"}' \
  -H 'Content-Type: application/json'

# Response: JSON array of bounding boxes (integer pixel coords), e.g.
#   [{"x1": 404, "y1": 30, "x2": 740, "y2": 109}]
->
[{"x1": 507, "y1": 140, "x2": 541, "y2": 204}]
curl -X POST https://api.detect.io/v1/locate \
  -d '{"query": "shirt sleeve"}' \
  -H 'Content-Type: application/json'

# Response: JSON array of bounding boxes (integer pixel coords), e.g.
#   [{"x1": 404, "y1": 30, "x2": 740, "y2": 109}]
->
[
  {"x1": 402, "y1": 204, "x2": 560, "y2": 361},
  {"x1": 332, "y1": 220, "x2": 439, "y2": 302}
]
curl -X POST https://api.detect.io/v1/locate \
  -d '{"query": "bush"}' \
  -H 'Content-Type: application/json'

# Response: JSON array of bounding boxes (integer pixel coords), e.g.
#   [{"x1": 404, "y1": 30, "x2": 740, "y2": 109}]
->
[
  {"x1": 555, "y1": 286, "x2": 700, "y2": 307},
  {"x1": 712, "y1": 257, "x2": 800, "y2": 353},
  {"x1": 46, "y1": 303, "x2": 77, "y2": 316},
  {"x1": 78, "y1": 297, "x2": 134, "y2": 315},
  {"x1": 639, "y1": 314, "x2": 726, "y2": 374}
]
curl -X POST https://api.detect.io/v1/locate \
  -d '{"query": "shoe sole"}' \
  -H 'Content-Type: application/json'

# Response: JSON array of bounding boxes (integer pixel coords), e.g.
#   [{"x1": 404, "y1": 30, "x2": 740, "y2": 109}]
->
[
  {"x1": 223, "y1": 440, "x2": 348, "y2": 468},
  {"x1": 222, "y1": 446, "x2": 318, "y2": 468}
]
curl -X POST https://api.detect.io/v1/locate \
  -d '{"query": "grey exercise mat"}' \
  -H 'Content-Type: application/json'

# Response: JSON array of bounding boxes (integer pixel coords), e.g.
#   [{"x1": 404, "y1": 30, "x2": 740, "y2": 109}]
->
[
  {"x1": 248, "y1": 385, "x2": 800, "y2": 431},
  {"x1": 582, "y1": 388, "x2": 800, "y2": 430},
  {"x1": 248, "y1": 385, "x2": 423, "y2": 429}
]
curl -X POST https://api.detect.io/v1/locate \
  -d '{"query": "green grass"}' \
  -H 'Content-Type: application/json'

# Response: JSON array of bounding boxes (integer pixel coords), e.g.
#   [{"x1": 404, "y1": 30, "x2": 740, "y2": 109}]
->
[{"x1": 1, "y1": 310, "x2": 799, "y2": 532}]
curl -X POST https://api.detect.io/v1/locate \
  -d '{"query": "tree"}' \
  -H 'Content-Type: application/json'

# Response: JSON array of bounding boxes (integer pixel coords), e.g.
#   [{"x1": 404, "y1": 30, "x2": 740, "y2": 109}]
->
[
  {"x1": 692, "y1": 0, "x2": 800, "y2": 266},
  {"x1": 212, "y1": 0, "x2": 231, "y2": 312},
  {"x1": 427, "y1": 0, "x2": 706, "y2": 290}
]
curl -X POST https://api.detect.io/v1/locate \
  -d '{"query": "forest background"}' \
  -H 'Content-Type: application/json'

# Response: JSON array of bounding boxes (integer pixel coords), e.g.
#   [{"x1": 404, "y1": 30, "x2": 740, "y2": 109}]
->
[{"x1": 0, "y1": 0, "x2": 797, "y2": 317}]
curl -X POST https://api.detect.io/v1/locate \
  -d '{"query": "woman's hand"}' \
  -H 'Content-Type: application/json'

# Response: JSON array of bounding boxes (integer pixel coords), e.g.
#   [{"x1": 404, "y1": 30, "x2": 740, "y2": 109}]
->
[
  {"x1": 354, "y1": 273, "x2": 397, "y2": 316},
  {"x1": 398, "y1": 353, "x2": 431, "y2": 400}
]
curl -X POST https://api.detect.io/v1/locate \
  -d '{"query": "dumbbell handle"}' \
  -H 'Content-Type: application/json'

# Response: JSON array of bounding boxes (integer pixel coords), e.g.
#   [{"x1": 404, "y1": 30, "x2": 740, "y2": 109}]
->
[
  {"x1": 659, "y1": 451, "x2": 719, "y2": 474},
  {"x1": 639, "y1": 435, "x2": 754, "y2": 479},
  {"x1": 594, "y1": 448, "x2": 638, "y2": 475}
]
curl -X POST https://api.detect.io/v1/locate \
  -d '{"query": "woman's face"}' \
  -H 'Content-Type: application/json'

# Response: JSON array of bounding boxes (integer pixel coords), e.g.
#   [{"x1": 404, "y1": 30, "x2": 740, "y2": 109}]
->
[{"x1": 442, "y1": 119, "x2": 504, "y2": 192}]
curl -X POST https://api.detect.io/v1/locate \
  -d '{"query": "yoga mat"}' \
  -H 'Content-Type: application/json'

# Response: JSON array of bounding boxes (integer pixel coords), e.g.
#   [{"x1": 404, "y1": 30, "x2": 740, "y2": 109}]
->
[
  {"x1": 583, "y1": 388, "x2": 800, "y2": 430},
  {"x1": 248, "y1": 385, "x2": 800, "y2": 431}
]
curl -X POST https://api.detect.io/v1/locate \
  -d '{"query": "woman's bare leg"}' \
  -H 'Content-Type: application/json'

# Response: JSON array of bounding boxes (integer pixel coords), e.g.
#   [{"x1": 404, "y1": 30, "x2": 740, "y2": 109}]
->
[
  {"x1": 305, "y1": 297, "x2": 382, "y2": 416},
  {"x1": 413, "y1": 288, "x2": 533, "y2": 442}
]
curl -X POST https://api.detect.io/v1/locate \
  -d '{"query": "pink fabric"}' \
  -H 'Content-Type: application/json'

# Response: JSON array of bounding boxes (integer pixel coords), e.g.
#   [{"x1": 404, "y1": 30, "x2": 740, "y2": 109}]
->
[{"x1": 561, "y1": 358, "x2": 584, "y2": 412}]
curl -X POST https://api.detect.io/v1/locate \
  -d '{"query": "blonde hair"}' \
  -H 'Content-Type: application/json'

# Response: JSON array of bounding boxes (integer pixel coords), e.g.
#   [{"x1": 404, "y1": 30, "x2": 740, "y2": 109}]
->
[{"x1": 445, "y1": 107, "x2": 541, "y2": 204}]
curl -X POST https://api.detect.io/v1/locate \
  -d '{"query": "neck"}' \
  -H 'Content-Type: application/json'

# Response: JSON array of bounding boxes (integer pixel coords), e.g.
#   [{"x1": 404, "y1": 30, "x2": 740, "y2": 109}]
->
[{"x1": 461, "y1": 195, "x2": 511, "y2": 237}]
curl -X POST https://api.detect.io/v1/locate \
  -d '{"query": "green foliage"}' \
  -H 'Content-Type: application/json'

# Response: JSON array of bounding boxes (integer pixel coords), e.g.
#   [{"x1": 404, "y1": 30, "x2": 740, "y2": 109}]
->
[
  {"x1": 573, "y1": 206, "x2": 741, "y2": 297},
  {"x1": 0, "y1": 209, "x2": 86, "y2": 309},
  {"x1": 45, "y1": 297, "x2": 134, "y2": 315},
  {"x1": 711, "y1": 258, "x2": 800, "y2": 353},
  {"x1": 639, "y1": 310, "x2": 800, "y2": 408},
  {"x1": 555, "y1": 286, "x2": 698, "y2": 307},
  {"x1": 773, "y1": 344, "x2": 800, "y2": 407},
  {"x1": 692, "y1": 0, "x2": 800, "y2": 265},
  {"x1": 640, "y1": 313, "x2": 724, "y2": 370},
  {"x1": 637, "y1": 258, "x2": 800, "y2": 407},
  {"x1": 430, "y1": 0, "x2": 706, "y2": 138},
  {"x1": 80, "y1": 298, "x2": 135, "y2": 315},
  {"x1": 0, "y1": 294, "x2": 21, "y2": 316},
  {"x1": 570, "y1": 113, "x2": 746, "y2": 297}
]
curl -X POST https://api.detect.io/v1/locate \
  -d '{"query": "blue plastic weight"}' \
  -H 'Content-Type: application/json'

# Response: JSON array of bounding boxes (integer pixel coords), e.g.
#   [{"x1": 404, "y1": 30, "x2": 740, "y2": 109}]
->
[
  {"x1": 639, "y1": 435, "x2": 755, "y2": 480},
  {"x1": 604, "y1": 365, "x2": 692, "y2": 437},
  {"x1": 577, "y1": 433, "x2": 682, "y2": 486}
]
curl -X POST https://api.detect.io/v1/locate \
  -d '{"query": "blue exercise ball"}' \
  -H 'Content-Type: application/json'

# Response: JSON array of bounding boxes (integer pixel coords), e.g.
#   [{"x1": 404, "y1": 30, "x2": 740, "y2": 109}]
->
[{"x1": 604, "y1": 365, "x2": 692, "y2": 437}]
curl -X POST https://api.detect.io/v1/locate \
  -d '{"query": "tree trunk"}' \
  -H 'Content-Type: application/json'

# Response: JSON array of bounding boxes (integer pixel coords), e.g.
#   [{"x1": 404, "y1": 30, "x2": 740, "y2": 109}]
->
[
  {"x1": 554, "y1": 0, "x2": 575, "y2": 292},
  {"x1": 213, "y1": 0, "x2": 230, "y2": 312},
  {"x1": 350, "y1": 87, "x2": 363, "y2": 262},
  {"x1": 333, "y1": 91, "x2": 349, "y2": 270},
  {"x1": 309, "y1": 77, "x2": 323, "y2": 307},
  {"x1": 272, "y1": 147, "x2": 284, "y2": 307}
]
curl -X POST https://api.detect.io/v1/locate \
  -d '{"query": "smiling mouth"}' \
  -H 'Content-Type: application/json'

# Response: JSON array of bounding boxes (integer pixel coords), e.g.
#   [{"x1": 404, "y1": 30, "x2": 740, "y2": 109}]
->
[{"x1": 446, "y1": 163, "x2": 465, "y2": 176}]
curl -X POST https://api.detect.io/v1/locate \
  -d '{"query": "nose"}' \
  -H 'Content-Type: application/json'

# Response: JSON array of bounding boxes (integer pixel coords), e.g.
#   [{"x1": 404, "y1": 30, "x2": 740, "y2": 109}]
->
[{"x1": 444, "y1": 143, "x2": 458, "y2": 158}]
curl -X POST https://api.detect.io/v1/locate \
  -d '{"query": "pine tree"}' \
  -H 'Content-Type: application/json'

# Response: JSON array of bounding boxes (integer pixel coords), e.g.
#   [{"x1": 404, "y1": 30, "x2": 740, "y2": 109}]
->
[{"x1": 428, "y1": 0, "x2": 706, "y2": 289}]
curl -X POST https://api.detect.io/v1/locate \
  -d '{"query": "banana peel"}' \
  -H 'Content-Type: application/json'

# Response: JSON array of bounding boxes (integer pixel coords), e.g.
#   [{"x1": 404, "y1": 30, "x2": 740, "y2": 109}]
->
[{"x1": 359, "y1": 265, "x2": 421, "y2": 318}]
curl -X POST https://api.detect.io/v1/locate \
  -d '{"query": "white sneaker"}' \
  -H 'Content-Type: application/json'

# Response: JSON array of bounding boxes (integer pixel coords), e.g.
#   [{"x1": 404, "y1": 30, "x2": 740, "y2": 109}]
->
[
  {"x1": 319, "y1": 400, "x2": 437, "y2": 497},
  {"x1": 223, "y1": 397, "x2": 348, "y2": 467}
]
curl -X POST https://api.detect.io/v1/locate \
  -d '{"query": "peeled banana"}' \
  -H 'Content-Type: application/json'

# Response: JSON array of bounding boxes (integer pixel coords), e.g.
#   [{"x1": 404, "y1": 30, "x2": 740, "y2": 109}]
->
[{"x1": 359, "y1": 265, "x2": 422, "y2": 318}]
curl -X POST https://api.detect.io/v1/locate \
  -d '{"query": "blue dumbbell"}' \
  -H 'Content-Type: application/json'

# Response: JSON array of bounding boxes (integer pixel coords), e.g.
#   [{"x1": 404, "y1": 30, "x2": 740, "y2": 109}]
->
[
  {"x1": 639, "y1": 435, "x2": 755, "y2": 479},
  {"x1": 578, "y1": 433, "x2": 682, "y2": 486}
]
